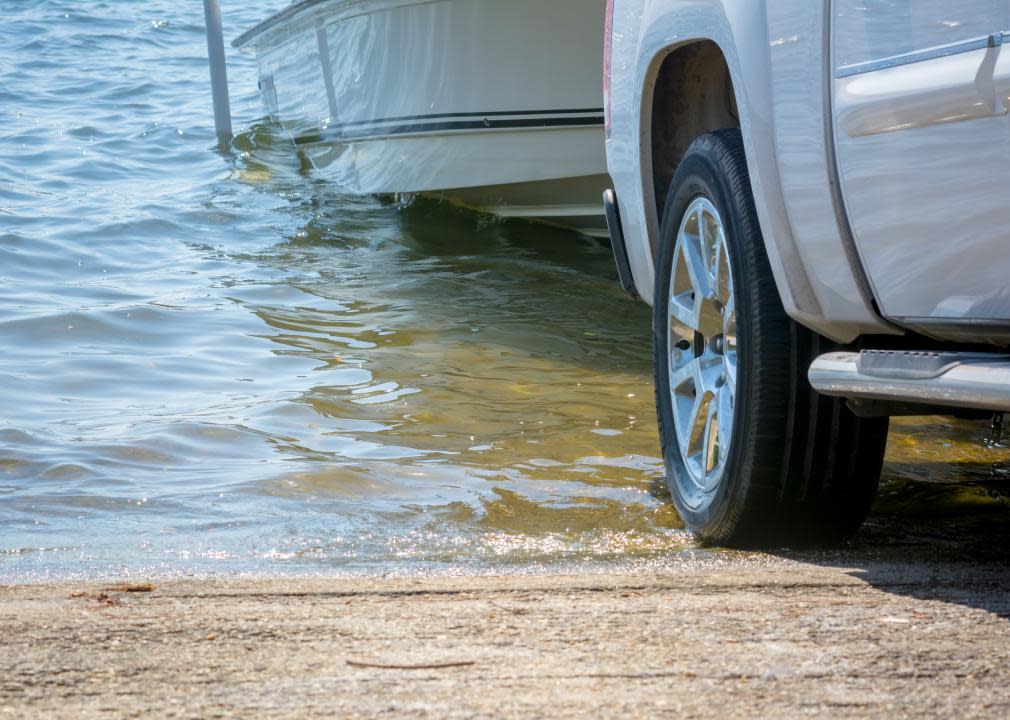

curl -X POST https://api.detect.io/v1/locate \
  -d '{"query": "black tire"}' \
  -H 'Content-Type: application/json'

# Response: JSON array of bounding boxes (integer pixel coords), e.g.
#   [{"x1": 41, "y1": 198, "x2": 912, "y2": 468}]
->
[{"x1": 653, "y1": 129, "x2": 888, "y2": 547}]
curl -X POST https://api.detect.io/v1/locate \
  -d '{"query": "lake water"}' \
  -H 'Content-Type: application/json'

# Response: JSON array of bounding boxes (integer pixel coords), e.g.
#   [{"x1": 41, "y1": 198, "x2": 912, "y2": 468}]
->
[{"x1": 2, "y1": 0, "x2": 1008, "y2": 582}]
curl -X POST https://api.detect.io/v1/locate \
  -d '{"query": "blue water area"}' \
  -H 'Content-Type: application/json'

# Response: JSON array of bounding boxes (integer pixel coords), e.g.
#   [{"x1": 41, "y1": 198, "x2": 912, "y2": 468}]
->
[
  {"x1": 0, "y1": 0, "x2": 693, "y2": 581},
  {"x1": 2, "y1": 1, "x2": 1006, "y2": 582}
]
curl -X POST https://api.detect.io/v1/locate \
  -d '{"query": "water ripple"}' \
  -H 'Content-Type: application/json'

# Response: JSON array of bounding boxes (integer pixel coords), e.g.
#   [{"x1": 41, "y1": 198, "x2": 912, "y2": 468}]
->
[{"x1": 3, "y1": 0, "x2": 1005, "y2": 583}]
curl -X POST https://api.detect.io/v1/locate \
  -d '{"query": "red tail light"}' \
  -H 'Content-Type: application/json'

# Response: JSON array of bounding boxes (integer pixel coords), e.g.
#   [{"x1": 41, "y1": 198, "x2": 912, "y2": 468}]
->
[{"x1": 603, "y1": 0, "x2": 614, "y2": 139}]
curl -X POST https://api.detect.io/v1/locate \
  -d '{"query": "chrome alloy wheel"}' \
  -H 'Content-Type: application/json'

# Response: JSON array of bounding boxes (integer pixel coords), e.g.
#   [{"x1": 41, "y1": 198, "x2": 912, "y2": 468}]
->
[{"x1": 666, "y1": 196, "x2": 738, "y2": 503}]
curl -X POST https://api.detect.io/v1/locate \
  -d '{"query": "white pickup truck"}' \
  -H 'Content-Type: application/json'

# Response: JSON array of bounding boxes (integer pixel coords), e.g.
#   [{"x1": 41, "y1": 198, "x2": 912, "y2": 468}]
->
[{"x1": 602, "y1": 1, "x2": 1010, "y2": 546}]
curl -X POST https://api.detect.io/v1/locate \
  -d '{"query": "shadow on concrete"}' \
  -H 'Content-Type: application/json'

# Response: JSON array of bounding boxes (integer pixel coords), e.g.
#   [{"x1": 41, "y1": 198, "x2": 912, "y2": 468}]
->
[{"x1": 781, "y1": 457, "x2": 1010, "y2": 620}]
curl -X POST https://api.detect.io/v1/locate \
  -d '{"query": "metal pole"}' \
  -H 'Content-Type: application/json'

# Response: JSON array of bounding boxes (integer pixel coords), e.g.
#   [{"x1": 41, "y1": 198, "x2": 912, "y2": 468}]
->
[{"x1": 203, "y1": 0, "x2": 232, "y2": 142}]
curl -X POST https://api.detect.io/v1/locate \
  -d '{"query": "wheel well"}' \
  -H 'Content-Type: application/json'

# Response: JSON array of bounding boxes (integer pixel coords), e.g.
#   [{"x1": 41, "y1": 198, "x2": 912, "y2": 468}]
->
[{"x1": 650, "y1": 41, "x2": 740, "y2": 227}]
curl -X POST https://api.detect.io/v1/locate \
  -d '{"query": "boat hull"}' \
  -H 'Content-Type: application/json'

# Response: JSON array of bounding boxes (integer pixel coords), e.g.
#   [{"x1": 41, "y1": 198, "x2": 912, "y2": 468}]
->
[{"x1": 236, "y1": 0, "x2": 608, "y2": 236}]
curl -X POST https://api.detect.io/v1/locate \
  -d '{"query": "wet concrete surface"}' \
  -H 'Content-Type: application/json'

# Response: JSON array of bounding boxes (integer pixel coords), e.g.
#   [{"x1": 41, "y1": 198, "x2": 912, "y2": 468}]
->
[{"x1": 4, "y1": 542, "x2": 1010, "y2": 718}]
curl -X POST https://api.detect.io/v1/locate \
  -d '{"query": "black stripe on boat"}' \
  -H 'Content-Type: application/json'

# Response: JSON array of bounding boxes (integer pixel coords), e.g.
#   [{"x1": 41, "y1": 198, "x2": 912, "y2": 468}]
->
[
  {"x1": 332, "y1": 107, "x2": 605, "y2": 129},
  {"x1": 293, "y1": 113, "x2": 605, "y2": 145}
]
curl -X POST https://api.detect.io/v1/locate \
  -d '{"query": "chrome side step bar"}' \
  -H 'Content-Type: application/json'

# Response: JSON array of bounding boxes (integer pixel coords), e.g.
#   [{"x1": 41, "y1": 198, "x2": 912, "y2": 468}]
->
[{"x1": 809, "y1": 350, "x2": 1010, "y2": 413}]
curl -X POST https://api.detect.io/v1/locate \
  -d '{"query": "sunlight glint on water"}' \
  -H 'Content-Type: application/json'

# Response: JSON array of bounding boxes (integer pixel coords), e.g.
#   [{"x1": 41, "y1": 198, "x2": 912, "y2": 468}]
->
[
  {"x1": 0, "y1": 0, "x2": 687, "y2": 580},
  {"x1": 1, "y1": 0, "x2": 1007, "y2": 581}
]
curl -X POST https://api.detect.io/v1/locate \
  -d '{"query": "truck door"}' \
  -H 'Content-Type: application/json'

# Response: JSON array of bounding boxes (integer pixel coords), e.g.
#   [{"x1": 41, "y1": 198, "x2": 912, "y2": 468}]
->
[{"x1": 832, "y1": 1, "x2": 1010, "y2": 325}]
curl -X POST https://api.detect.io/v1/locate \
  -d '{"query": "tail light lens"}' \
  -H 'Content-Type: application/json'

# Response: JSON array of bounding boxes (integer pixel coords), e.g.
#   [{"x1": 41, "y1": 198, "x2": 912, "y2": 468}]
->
[{"x1": 603, "y1": 0, "x2": 614, "y2": 139}]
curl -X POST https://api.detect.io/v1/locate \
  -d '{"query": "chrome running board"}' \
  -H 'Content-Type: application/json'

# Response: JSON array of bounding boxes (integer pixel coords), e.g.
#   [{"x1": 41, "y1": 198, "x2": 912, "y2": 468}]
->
[{"x1": 809, "y1": 350, "x2": 1010, "y2": 413}]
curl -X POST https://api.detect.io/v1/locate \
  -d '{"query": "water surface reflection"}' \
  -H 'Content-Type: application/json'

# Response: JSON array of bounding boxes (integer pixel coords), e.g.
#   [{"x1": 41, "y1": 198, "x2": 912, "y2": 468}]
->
[{"x1": 1, "y1": 0, "x2": 1008, "y2": 581}]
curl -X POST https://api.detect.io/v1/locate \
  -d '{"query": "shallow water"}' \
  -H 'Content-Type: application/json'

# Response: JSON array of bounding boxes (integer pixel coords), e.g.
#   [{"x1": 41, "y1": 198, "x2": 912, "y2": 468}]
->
[{"x1": 2, "y1": 0, "x2": 1008, "y2": 582}]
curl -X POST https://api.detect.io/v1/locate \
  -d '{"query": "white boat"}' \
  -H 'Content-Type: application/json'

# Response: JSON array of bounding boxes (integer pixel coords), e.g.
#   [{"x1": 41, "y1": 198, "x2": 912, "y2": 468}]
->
[{"x1": 234, "y1": 0, "x2": 608, "y2": 237}]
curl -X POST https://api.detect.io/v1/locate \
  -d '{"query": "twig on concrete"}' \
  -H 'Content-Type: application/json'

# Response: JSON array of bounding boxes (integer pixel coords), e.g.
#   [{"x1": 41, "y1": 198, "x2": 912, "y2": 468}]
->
[
  {"x1": 102, "y1": 583, "x2": 155, "y2": 593},
  {"x1": 68, "y1": 591, "x2": 124, "y2": 607},
  {"x1": 346, "y1": 659, "x2": 476, "y2": 670}
]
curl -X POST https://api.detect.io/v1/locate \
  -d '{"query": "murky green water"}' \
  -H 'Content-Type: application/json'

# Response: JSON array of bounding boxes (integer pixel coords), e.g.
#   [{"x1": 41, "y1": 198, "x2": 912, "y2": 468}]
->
[{"x1": 2, "y1": 1, "x2": 1008, "y2": 581}]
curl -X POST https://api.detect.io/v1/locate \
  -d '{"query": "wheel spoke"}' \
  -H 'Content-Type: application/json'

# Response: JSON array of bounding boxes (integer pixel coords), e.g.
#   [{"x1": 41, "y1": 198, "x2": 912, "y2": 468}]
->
[
  {"x1": 723, "y1": 355, "x2": 737, "y2": 397},
  {"x1": 669, "y1": 357, "x2": 698, "y2": 394},
  {"x1": 717, "y1": 385, "x2": 732, "y2": 454},
  {"x1": 697, "y1": 353, "x2": 723, "y2": 395},
  {"x1": 669, "y1": 289, "x2": 697, "y2": 333},
  {"x1": 722, "y1": 293, "x2": 735, "y2": 336},
  {"x1": 684, "y1": 392, "x2": 704, "y2": 460},
  {"x1": 697, "y1": 298, "x2": 724, "y2": 340},
  {"x1": 682, "y1": 231, "x2": 714, "y2": 303},
  {"x1": 703, "y1": 396, "x2": 718, "y2": 474},
  {"x1": 711, "y1": 226, "x2": 724, "y2": 295},
  {"x1": 716, "y1": 228, "x2": 731, "y2": 305},
  {"x1": 670, "y1": 357, "x2": 701, "y2": 459},
  {"x1": 722, "y1": 293, "x2": 737, "y2": 394},
  {"x1": 696, "y1": 206, "x2": 707, "y2": 248}
]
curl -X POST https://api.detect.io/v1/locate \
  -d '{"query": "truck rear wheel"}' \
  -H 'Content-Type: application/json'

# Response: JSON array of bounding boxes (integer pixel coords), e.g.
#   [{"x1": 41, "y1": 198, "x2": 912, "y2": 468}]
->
[{"x1": 652, "y1": 129, "x2": 888, "y2": 546}]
